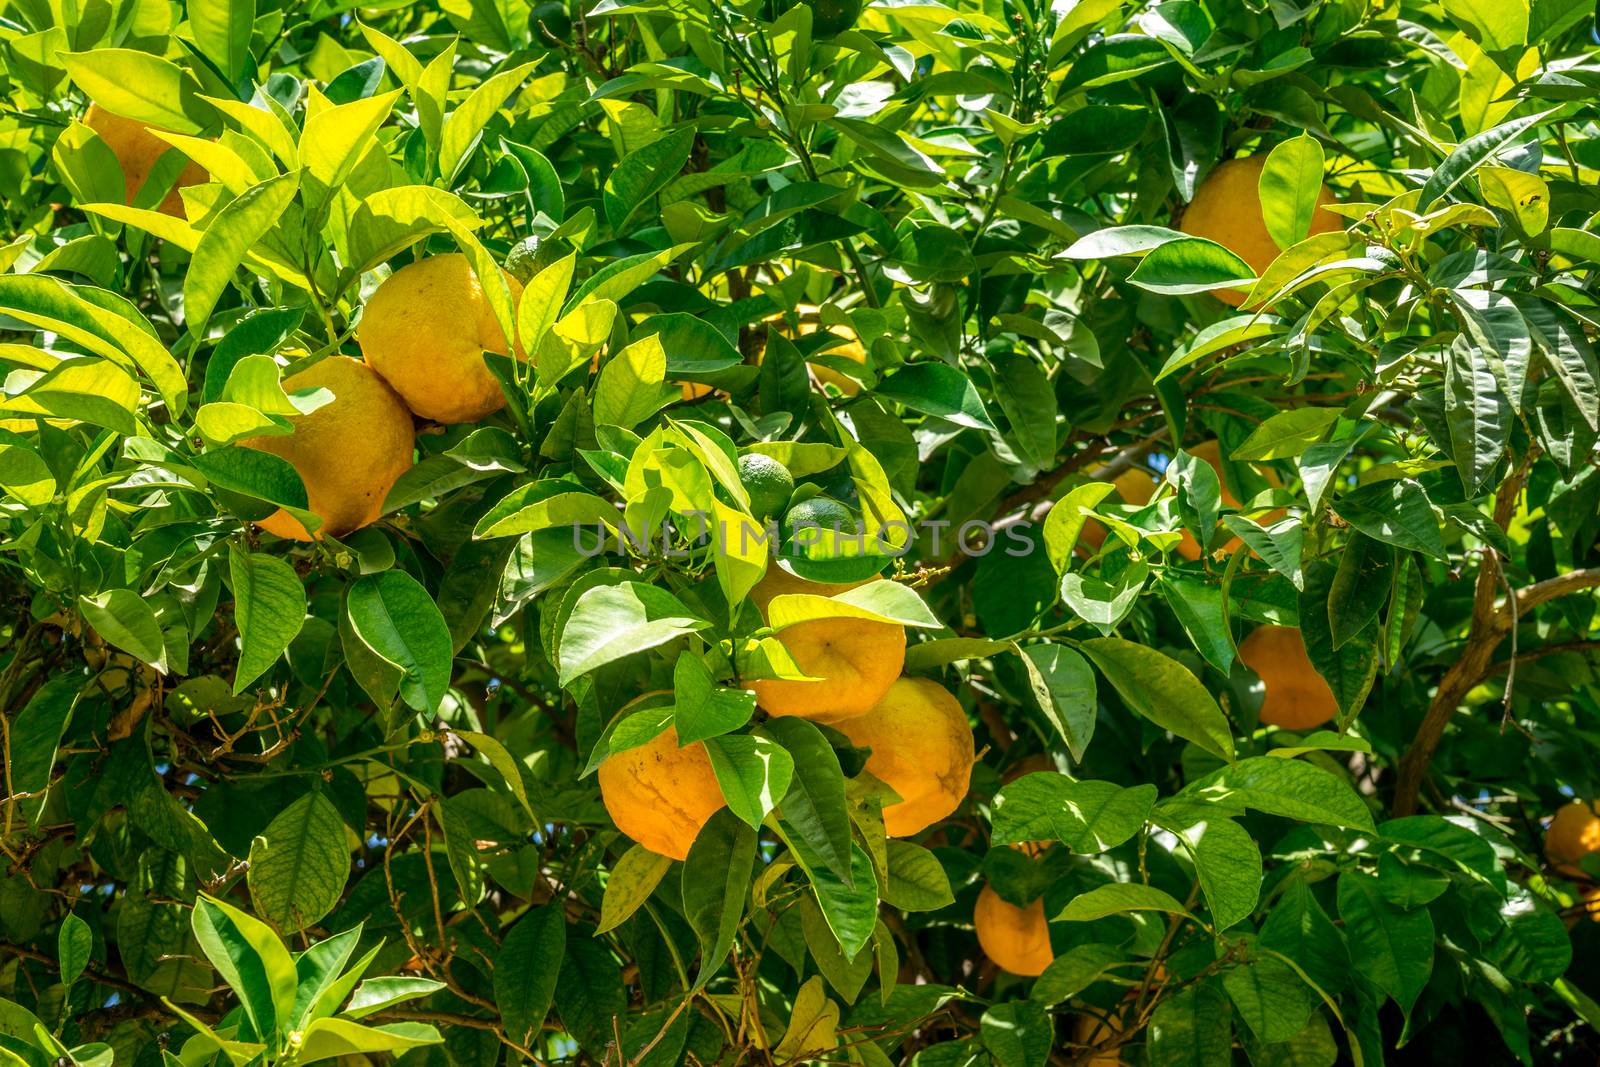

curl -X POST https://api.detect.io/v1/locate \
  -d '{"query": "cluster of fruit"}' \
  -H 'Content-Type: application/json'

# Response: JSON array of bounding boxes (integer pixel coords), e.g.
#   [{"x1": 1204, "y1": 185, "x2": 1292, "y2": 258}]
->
[
  {"x1": 76, "y1": 104, "x2": 516, "y2": 543},
  {"x1": 242, "y1": 253, "x2": 522, "y2": 540},
  {"x1": 598, "y1": 563, "x2": 977, "y2": 858}
]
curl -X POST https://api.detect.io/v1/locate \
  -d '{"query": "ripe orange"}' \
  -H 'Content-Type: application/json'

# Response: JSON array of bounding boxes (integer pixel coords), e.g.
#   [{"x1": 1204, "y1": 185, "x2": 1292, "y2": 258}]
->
[
  {"x1": 359, "y1": 254, "x2": 528, "y2": 424},
  {"x1": 974, "y1": 884, "x2": 1053, "y2": 976},
  {"x1": 1237, "y1": 625, "x2": 1338, "y2": 730},
  {"x1": 1546, "y1": 801, "x2": 1600, "y2": 879},
  {"x1": 747, "y1": 567, "x2": 902, "y2": 723},
  {"x1": 597, "y1": 726, "x2": 727, "y2": 861},
  {"x1": 1179, "y1": 155, "x2": 1342, "y2": 307},
  {"x1": 83, "y1": 104, "x2": 207, "y2": 218},
  {"x1": 240, "y1": 356, "x2": 415, "y2": 541},
  {"x1": 833, "y1": 676, "x2": 974, "y2": 836}
]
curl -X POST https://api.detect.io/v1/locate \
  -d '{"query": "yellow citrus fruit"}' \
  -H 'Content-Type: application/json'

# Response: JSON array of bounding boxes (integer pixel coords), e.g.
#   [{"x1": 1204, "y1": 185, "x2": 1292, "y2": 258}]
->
[
  {"x1": 833, "y1": 676, "x2": 974, "y2": 836},
  {"x1": 1237, "y1": 625, "x2": 1338, "y2": 730},
  {"x1": 1546, "y1": 801, "x2": 1600, "y2": 879},
  {"x1": 747, "y1": 568, "x2": 904, "y2": 723},
  {"x1": 1073, "y1": 1007, "x2": 1129, "y2": 1065},
  {"x1": 974, "y1": 884, "x2": 1053, "y2": 976},
  {"x1": 597, "y1": 725, "x2": 727, "y2": 860},
  {"x1": 240, "y1": 356, "x2": 415, "y2": 541},
  {"x1": 359, "y1": 254, "x2": 527, "y2": 424},
  {"x1": 1179, "y1": 155, "x2": 1342, "y2": 307},
  {"x1": 83, "y1": 104, "x2": 206, "y2": 218}
]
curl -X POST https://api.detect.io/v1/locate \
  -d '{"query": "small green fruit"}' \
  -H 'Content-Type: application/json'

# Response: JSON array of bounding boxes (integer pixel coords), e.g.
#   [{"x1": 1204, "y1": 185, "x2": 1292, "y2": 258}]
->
[{"x1": 738, "y1": 453, "x2": 796, "y2": 519}]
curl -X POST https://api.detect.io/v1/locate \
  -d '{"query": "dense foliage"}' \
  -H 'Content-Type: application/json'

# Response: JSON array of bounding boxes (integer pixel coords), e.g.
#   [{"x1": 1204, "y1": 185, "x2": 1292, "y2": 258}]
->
[{"x1": 2, "y1": 0, "x2": 1600, "y2": 1064}]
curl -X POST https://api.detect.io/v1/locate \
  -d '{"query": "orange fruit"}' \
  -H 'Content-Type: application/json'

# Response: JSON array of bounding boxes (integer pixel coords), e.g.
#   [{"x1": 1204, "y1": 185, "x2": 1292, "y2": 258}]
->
[
  {"x1": 1546, "y1": 801, "x2": 1600, "y2": 879},
  {"x1": 1237, "y1": 625, "x2": 1338, "y2": 730},
  {"x1": 240, "y1": 356, "x2": 415, "y2": 541},
  {"x1": 359, "y1": 254, "x2": 527, "y2": 424},
  {"x1": 747, "y1": 568, "x2": 903, "y2": 723},
  {"x1": 598, "y1": 725, "x2": 727, "y2": 861},
  {"x1": 1073, "y1": 1007, "x2": 1130, "y2": 1065},
  {"x1": 1179, "y1": 155, "x2": 1342, "y2": 307},
  {"x1": 974, "y1": 884, "x2": 1053, "y2": 976},
  {"x1": 83, "y1": 104, "x2": 207, "y2": 218},
  {"x1": 833, "y1": 677, "x2": 974, "y2": 837}
]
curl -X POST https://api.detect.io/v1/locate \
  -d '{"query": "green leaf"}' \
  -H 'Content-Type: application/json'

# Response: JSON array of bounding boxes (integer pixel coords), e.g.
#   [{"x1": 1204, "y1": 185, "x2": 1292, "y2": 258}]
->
[
  {"x1": 1300, "y1": 561, "x2": 1380, "y2": 718},
  {"x1": 1418, "y1": 110, "x2": 1555, "y2": 209},
  {"x1": 980, "y1": 1000, "x2": 1052, "y2": 1067},
  {"x1": 344, "y1": 571, "x2": 454, "y2": 713},
  {"x1": 228, "y1": 546, "x2": 307, "y2": 693},
  {"x1": 8, "y1": 673, "x2": 82, "y2": 797},
  {"x1": 1058, "y1": 224, "x2": 1186, "y2": 259},
  {"x1": 343, "y1": 977, "x2": 448, "y2": 1020},
  {"x1": 495, "y1": 904, "x2": 566, "y2": 1046},
  {"x1": 767, "y1": 580, "x2": 939, "y2": 629},
  {"x1": 992, "y1": 775, "x2": 1155, "y2": 854},
  {"x1": 1157, "y1": 315, "x2": 1289, "y2": 381},
  {"x1": 1033, "y1": 943, "x2": 1129, "y2": 1006},
  {"x1": 681, "y1": 810, "x2": 757, "y2": 988},
  {"x1": 295, "y1": 1019, "x2": 441, "y2": 1062},
  {"x1": 1224, "y1": 949, "x2": 1319, "y2": 1044},
  {"x1": 0, "y1": 274, "x2": 188, "y2": 417},
  {"x1": 1148, "y1": 984, "x2": 1232, "y2": 1067},
  {"x1": 604, "y1": 127, "x2": 695, "y2": 231},
  {"x1": 192, "y1": 445, "x2": 309, "y2": 513},
  {"x1": 1479, "y1": 165, "x2": 1548, "y2": 235},
  {"x1": 597, "y1": 845, "x2": 674, "y2": 935},
  {"x1": 1127, "y1": 237, "x2": 1255, "y2": 295},
  {"x1": 1258, "y1": 134, "x2": 1327, "y2": 251},
  {"x1": 186, "y1": 171, "x2": 302, "y2": 335},
  {"x1": 0, "y1": 439, "x2": 55, "y2": 507},
  {"x1": 1442, "y1": 334, "x2": 1511, "y2": 496},
  {"x1": 79, "y1": 590, "x2": 167, "y2": 673},
  {"x1": 2, "y1": 358, "x2": 139, "y2": 435},
  {"x1": 594, "y1": 334, "x2": 677, "y2": 429},
  {"x1": 440, "y1": 63, "x2": 536, "y2": 185},
  {"x1": 1336, "y1": 870, "x2": 1433, "y2": 1020},
  {"x1": 1327, "y1": 535, "x2": 1394, "y2": 650},
  {"x1": 300, "y1": 91, "x2": 401, "y2": 191},
  {"x1": 873, "y1": 363, "x2": 998, "y2": 432},
  {"x1": 703, "y1": 733, "x2": 794, "y2": 829},
  {"x1": 883, "y1": 842, "x2": 955, "y2": 912},
  {"x1": 1233, "y1": 408, "x2": 1342, "y2": 461},
  {"x1": 1332, "y1": 480, "x2": 1445, "y2": 557},
  {"x1": 247, "y1": 792, "x2": 350, "y2": 933},
  {"x1": 1058, "y1": 883, "x2": 1191, "y2": 922},
  {"x1": 1079, "y1": 638, "x2": 1236, "y2": 762},
  {"x1": 1259, "y1": 880, "x2": 1350, "y2": 995},
  {"x1": 191, "y1": 893, "x2": 298, "y2": 1042},
  {"x1": 1187, "y1": 756, "x2": 1374, "y2": 830},
  {"x1": 989, "y1": 352, "x2": 1058, "y2": 470},
  {"x1": 1162, "y1": 812, "x2": 1261, "y2": 931},
  {"x1": 557, "y1": 582, "x2": 709, "y2": 685},
  {"x1": 62, "y1": 49, "x2": 213, "y2": 132},
  {"x1": 799, "y1": 841, "x2": 878, "y2": 963},
  {"x1": 190, "y1": 0, "x2": 257, "y2": 81},
  {"x1": 58, "y1": 912, "x2": 92, "y2": 987},
  {"x1": 1041, "y1": 481, "x2": 1117, "y2": 570},
  {"x1": 1017, "y1": 643, "x2": 1097, "y2": 762},
  {"x1": 455, "y1": 729, "x2": 535, "y2": 822},
  {"x1": 1443, "y1": 0, "x2": 1529, "y2": 52},
  {"x1": 760, "y1": 717, "x2": 854, "y2": 883}
]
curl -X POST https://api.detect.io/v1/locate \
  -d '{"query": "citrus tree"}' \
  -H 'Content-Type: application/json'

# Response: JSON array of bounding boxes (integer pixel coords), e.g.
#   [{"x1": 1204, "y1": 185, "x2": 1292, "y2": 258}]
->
[{"x1": 3, "y1": 0, "x2": 1600, "y2": 1063}]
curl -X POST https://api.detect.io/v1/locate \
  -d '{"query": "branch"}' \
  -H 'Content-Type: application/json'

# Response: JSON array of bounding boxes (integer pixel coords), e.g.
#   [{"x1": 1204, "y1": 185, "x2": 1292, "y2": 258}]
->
[{"x1": 1392, "y1": 559, "x2": 1600, "y2": 815}]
